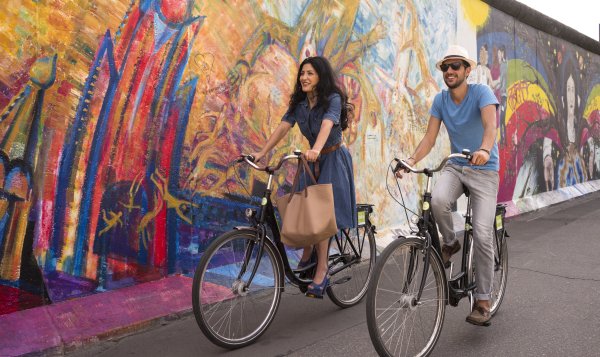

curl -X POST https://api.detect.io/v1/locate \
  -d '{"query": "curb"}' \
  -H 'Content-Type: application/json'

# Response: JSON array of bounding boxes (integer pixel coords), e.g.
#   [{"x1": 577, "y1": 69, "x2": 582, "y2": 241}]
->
[{"x1": 0, "y1": 276, "x2": 192, "y2": 357}]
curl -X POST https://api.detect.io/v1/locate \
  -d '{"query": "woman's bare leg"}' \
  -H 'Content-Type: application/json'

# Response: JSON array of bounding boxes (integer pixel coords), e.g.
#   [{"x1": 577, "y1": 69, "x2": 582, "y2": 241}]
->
[
  {"x1": 312, "y1": 239, "x2": 329, "y2": 284},
  {"x1": 300, "y1": 247, "x2": 313, "y2": 262}
]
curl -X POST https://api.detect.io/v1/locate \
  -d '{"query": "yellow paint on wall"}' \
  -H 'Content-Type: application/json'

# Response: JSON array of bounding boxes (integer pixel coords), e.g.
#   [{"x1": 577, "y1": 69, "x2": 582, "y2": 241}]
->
[
  {"x1": 584, "y1": 85, "x2": 600, "y2": 119},
  {"x1": 505, "y1": 80, "x2": 555, "y2": 124},
  {"x1": 460, "y1": 0, "x2": 490, "y2": 28}
]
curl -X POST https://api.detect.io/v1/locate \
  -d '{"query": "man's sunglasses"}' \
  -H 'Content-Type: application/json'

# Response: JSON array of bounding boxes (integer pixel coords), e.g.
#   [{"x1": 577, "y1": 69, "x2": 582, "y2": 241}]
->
[{"x1": 440, "y1": 61, "x2": 467, "y2": 72}]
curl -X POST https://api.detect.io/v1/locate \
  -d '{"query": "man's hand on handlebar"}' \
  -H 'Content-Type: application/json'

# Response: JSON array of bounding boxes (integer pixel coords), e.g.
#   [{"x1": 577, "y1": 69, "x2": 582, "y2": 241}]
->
[
  {"x1": 470, "y1": 150, "x2": 489, "y2": 166},
  {"x1": 394, "y1": 157, "x2": 416, "y2": 179}
]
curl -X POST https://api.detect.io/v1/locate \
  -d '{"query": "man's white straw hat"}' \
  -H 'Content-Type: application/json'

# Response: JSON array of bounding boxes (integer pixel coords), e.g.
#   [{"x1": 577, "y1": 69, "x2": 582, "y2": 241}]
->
[{"x1": 435, "y1": 45, "x2": 478, "y2": 71}]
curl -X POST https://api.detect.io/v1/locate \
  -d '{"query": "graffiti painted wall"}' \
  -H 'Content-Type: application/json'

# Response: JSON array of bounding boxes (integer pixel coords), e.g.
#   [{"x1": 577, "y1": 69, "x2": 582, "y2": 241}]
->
[
  {"x1": 0, "y1": 0, "x2": 598, "y2": 314},
  {"x1": 475, "y1": 5, "x2": 600, "y2": 214}
]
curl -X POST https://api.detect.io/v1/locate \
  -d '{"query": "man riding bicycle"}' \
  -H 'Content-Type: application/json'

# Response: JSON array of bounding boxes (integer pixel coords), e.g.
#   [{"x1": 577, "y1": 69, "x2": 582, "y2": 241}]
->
[{"x1": 396, "y1": 45, "x2": 499, "y2": 326}]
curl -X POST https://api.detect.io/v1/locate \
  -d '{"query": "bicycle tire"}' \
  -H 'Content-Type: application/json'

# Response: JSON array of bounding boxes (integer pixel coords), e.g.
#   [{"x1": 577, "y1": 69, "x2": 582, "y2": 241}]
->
[
  {"x1": 490, "y1": 230, "x2": 508, "y2": 315},
  {"x1": 366, "y1": 238, "x2": 446, "y2": 357},
  {"x1": 327, "y1": 223, "x2": 376, "y2": 308},
  {"x1": 192, "y1": 229, "x2": 283, "y2": 349},
  {"x1": 466, "y1": 232, "x2": 476, "y2": 311}
]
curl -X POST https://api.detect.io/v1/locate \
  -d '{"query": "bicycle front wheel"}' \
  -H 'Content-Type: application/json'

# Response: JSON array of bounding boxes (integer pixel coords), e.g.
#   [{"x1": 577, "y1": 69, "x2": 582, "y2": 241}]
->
[
  {"x1": 327, "y1": 223, "x2": 376, "y2": 308},
  {"x1": 490, "y1": 230, "x2": 508, "y2": 315},
  {"x1": 192, "y1": 229, "x2": 283, "y2": 349},
  {"x1": 366, "y1": 238, "x2": 446, "y2": 357}
]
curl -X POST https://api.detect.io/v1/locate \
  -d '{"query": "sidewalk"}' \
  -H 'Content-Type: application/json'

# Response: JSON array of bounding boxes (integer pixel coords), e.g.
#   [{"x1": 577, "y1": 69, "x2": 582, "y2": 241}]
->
[
  {"x1": 3, "y1": 185, "x2": 599, "y2": 356},
  {"x1": 0, "y1": 276, "x2": 192, "y2": 356}
]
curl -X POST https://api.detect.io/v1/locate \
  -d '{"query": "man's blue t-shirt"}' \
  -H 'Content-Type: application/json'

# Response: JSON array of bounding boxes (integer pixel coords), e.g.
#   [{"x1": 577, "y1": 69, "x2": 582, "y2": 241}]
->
[{"x1": 430, "y1": 84, "x2": 500, "y2": 171}]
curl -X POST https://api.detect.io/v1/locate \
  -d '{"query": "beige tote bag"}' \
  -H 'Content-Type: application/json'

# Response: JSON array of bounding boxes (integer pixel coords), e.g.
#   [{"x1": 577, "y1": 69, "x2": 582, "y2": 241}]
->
[{"x1": 276, "y1": 156, "x2": 338, "y2": 247}]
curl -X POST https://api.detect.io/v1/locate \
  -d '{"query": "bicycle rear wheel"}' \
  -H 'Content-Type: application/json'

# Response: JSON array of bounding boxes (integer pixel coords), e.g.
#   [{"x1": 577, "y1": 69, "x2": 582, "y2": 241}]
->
[
  {"x1": 366, "y1": 238, "x2": 446, "y2": 357},
  {"x1": 192, "y1": 229, "x2": 283, "y2": 349},
  {"x1": 490, "y1": 230, "x2": 508, "y2": 315},
  {"x1": 327, "y1": 223, "x2": 376, "y2": 308}
]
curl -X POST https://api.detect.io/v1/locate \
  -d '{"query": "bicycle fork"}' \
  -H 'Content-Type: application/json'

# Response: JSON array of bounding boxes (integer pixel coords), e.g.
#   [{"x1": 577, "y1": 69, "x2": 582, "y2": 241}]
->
[
  {"x1": 235, "y1": 174, "x2": 278, "y2": 292},
  {"x1": 234, "y1": 225, "x2": 267, "y2": 294},
  {"x1": 398, "y1": 240, "x2": 430, "y2": 309}
]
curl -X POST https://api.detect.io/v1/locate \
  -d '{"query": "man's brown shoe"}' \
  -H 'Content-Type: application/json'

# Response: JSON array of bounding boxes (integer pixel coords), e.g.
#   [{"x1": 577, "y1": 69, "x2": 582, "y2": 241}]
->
[
  {"x1": 466, "y1": 305, "x2": 491, "y2": 326},
  {"x1": 441, "y1": 240, "x2": 460, "y2": 268}
]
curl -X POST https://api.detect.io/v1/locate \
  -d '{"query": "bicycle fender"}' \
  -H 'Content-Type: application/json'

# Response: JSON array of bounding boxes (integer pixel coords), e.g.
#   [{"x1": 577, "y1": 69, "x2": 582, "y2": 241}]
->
[
  {"x1": 233, "y1": 226, "x2": 256, "y2": 231},
  {"x1": 397, "y1": 234, "x2": 425, "y2": 241},
  {"x1": 396, "y1": 235, "x2": 445, "y2": 273}
]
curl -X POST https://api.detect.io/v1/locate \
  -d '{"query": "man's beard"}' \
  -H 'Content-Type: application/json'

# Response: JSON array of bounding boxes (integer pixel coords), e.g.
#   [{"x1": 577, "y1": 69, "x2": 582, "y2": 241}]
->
[{"x1": 444, "y1": 76, "x2": 465, "y2": 89}]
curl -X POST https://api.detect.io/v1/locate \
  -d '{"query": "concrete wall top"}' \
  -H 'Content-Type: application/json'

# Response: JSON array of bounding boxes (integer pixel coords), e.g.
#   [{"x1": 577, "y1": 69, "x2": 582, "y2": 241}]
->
[{"x1": 483, "y1": 0, "x2": 600, "y2": 54}]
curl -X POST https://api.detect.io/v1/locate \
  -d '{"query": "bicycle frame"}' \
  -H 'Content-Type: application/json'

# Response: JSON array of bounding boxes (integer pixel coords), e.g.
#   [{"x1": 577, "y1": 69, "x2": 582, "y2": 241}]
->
[
  {"x1": 410, "y1": 181, "x2": 479, "y2": 307},
  {"x1": 411, "y1": 169, "x2": 440, "y2": 302},
  {"x1": 234, "y1": 154, "x2": 373, "y2": 291},
  {"x1": 394, "y1": 152, "x2": 473, "y2": 304},
  {"x1": 444, "y1": 193, "x2": 476, "y2": 308},
  {"x1": 408, "y1": 185, "x2": 496, "y2": 310},
  {"x1": 235, "y1": 156, "x2": 312, "y2": 289}
]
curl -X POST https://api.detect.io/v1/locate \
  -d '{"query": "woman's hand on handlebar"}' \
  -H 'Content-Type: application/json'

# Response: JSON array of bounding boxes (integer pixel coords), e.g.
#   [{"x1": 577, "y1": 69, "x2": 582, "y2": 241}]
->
[
  {"x1": 394, "y1": 157, "x2": 416, "y2": 179},
  {"x1": 249, "y1": 151, "x2": 265, "y2": 163}
]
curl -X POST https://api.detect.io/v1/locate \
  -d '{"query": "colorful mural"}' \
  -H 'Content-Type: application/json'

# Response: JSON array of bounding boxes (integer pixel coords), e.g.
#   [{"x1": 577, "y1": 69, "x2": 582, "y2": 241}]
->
[
  {"x1": 475, "y1": 8, "x2": 600, "y2": 203},
  {"x1": 0, "y1": 0, "x2": 598, "y2": 314}
]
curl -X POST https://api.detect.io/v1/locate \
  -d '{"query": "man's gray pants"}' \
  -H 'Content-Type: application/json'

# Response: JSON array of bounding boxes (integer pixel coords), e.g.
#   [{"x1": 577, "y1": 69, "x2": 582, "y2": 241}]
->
[{"x1": 432, "y1": 164, "x2": 499, "y2": 300}]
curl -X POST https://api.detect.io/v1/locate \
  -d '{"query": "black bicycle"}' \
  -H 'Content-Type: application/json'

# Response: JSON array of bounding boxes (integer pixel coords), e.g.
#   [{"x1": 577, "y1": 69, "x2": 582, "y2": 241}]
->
[
  {"x1": 366, "y1": 150, "x2": 508, "y2": 357},
  {"x1": 192, "y1": 151, "x2": 376, "y2": 349}
]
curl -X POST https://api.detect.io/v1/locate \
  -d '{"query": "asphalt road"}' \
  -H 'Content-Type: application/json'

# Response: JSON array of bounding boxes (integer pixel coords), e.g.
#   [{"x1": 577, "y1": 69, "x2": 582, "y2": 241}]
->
[{"x1": 69, "y1": 191, "x2": 600, "y2": 357}]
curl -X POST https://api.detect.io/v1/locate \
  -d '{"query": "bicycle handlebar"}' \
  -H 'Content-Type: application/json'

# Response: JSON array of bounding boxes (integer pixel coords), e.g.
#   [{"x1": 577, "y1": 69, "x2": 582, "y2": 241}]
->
[
  {"x1": 393, "y1": 150, "x2": 473, "y2": 175},
  {"x1": 236, "y1": 150, "x2": 303, "y2": 172}
]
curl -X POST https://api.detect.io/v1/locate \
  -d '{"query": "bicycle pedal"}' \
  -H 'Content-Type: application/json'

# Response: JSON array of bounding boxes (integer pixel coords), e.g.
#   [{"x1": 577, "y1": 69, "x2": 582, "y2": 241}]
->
[
  {"x1": 332, "y1": 276, "x2": 351, "y2": 285},
  {"x1": 448, "y1": 294, "x2": 460, "y2": 307},
  {"x1": 305, "y1": 292, "x2": 325, "y2": 299}
]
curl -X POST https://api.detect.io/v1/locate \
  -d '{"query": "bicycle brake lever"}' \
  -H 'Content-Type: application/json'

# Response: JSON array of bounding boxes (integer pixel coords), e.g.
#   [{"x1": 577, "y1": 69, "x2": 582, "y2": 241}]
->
[{"x1": 392, "y1": 159, "x2": 404, "y2": 173}]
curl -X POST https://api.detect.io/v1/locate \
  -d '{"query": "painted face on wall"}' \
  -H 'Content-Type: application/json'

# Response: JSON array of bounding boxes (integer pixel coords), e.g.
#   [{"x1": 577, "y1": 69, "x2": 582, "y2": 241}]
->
[
  {"x1": 566, "y1": 74, "x2": 575, "y2": 117},
  {"x1": 566, "y1": 74, "x2": 576, "y2": 144},
  {"x1": 479, "y1": 45, "x2": 488, "y2": 65}
]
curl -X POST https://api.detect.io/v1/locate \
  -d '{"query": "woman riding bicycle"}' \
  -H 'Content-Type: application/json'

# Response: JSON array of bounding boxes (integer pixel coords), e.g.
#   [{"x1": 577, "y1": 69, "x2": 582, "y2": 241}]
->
[
  {"x1": 396, "y1": 45, "x2": 500, "y2": 326},
  {"x1": 251, "y1": 56, "x2": 356, "y2": 299}
]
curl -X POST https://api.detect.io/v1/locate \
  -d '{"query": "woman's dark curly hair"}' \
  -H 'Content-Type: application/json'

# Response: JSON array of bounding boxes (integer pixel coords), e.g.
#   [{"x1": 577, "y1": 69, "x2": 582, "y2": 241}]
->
[{"x1": 288, "y1": 56, "x2": 353, "y2": 131}]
